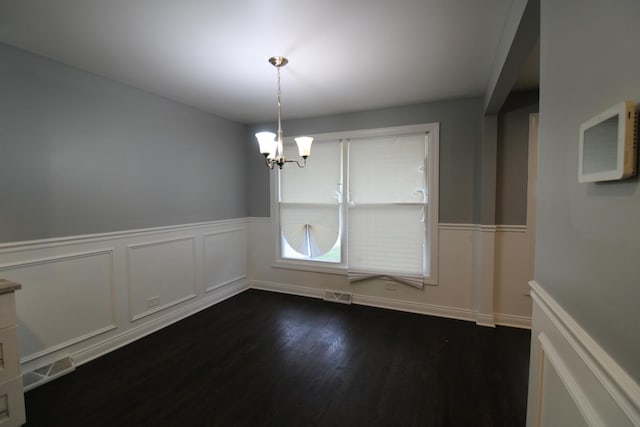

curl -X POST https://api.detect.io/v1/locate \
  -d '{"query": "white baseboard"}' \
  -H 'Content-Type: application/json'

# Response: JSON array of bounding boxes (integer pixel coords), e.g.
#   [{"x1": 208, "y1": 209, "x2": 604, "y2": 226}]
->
[
  {"x1": 73, "y1": 279, "x2": 248, "y2": 367},
  {"x1": 495, "y1": 312, "x2": 531, "y2": 329},
  {"x1": 475, "y1": 313, "x2": 496, "y2": 328},
  {"x1": 250, "y1": 280, "x2": 475, "y2": 322},
  {"x1": 352, "y1": 293, "x2": 474, "y2": 322},
  {"x1": 527, "y1": 280, "x2": 640, "y2": 426},
  {"x1": 251, "y1": 280, "x2": 325, "y2": 299},
  {"x1": 250, "y1": 280, "x2": 529, "y2": 328}
]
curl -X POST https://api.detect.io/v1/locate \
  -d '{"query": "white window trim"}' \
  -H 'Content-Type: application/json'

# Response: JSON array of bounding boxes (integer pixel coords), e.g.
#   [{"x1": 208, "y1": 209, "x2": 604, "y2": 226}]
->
[{"x1": 270, "y1": 123, "x2": 439, "y2": 285}]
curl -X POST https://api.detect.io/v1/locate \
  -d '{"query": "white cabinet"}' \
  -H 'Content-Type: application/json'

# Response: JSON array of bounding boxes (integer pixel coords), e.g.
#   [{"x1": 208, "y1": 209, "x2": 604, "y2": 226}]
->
[{"x1": 0, "y1": 279, "x2": 25, "y2": 427}]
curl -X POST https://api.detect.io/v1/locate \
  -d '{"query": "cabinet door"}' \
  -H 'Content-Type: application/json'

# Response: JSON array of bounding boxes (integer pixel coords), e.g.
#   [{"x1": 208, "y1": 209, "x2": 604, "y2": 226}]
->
[
  {"x1": 0, "y1": 375, "x2": 26, "y2": 427},
  {"x1": 0, "y1": 327, "x2": 20, "y2": 383},
  {"x1": 0, "y1": 293, "x2": 17, "y2": 330}
]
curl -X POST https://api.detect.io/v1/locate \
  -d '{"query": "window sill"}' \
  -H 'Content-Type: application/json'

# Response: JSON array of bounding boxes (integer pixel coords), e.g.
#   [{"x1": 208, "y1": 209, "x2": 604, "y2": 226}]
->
[{"x1": 271, "y1": 259, "x2": 347, "y2": 276}]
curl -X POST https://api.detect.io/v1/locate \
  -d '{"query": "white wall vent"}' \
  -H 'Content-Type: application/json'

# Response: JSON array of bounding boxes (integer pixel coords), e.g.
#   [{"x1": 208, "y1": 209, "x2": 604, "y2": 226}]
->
[
  {"x1": 23, "y1": 356, "x2": 75, "y2": 391},
  {"x1": 323, "y1": 291, "x2": 352, "y2": 304}
]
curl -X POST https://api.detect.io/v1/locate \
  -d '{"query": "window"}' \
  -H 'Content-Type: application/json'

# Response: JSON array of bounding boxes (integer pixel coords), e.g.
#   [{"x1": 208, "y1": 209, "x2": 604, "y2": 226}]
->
[
  {"x1": 279, "y1": 140, "x2": 343, "y2": 263},
  {"x1": 274, "y1": 123, "x2": 439, "y2": 287}
]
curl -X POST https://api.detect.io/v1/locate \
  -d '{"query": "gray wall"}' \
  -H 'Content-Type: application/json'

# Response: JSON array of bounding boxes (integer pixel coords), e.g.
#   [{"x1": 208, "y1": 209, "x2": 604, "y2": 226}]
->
[
  {"x1": 496, "y1": 90, "x2": 538, "y2": 225},
  {"x1": 247, "y1": 98, "x2": 484, "y2": 224},
  {"x1": 537, "y1": 0, "x2": 640, "y2": 382},
  {"x1": 479, "y1": 115, "x2": 498, "y2": 225},
  {"x1": 484, "y1": 0, "x2": 539, "y2": 114},
  {"x1": 0, "y1": 43, "x2": 248, "y2": 242}
]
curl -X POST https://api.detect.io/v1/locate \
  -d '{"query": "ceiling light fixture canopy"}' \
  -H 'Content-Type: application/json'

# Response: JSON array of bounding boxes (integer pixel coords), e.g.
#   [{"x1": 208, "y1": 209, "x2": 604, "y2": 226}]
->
[{"x1": 256, "y1": 56, "x2": 312, "y2": 169}]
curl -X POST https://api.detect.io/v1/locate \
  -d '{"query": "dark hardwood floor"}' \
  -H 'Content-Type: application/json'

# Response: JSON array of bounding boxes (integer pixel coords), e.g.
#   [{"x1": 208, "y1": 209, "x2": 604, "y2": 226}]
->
[{"x1": 24, "y1": 290, "x2": 531, "y2": 426}]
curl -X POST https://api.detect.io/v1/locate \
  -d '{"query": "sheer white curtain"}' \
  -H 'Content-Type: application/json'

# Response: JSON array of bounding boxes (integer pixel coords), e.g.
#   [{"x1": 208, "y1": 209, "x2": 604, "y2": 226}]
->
[{"x1": 347, "y1": 134, "x2": 427, "y2": 288}]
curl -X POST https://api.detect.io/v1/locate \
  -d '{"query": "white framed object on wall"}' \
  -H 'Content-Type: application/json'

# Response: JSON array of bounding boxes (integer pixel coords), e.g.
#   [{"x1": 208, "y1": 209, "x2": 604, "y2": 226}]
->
[{"x1": 578, "y1": 101, "x2": 637, "y2": 183}]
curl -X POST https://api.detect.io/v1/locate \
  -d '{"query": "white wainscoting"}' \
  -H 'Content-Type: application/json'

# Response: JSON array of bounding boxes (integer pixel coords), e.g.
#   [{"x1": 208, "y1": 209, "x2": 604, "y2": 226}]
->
[
  {"x1": 249, "y1": 219, "x2": 531, "y2": 328},
  {"x1": 527, "y1": 281, "x2": 640, "y2": 426},
  {"x1": 128, "y1": 236, "x2": 197, "y2": 321},
  {"x1": 494, "y1": 225, "x2": 532, "y2": 329},
  {"x1": 0, "y1": 219, "x2": 249, "y2": 380},
  {"x1": 203, "y1": 227, "x2": 247, "y2": 293},
  {"x1": 475, "y1": 225, "x2": 497, "y2": 327},
  {"x1": 0, "y1": 249, "x2": 116, "y2": 362}
]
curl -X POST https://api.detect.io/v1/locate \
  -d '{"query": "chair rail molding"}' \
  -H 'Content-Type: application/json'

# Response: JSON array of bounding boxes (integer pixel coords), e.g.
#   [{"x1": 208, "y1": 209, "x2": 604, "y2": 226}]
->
[{"x1": 528, "y1": 280, "x2": 640, "y2": 426}]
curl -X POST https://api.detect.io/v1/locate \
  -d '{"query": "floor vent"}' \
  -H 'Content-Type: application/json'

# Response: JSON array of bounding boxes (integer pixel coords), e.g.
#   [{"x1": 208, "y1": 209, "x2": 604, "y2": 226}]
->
[
  {"x1": 323, "y1": 291, "x2": 353, "y2": 304},
  {"x1": 23, "y1": 356, "x2": 75, "y2": 391}
]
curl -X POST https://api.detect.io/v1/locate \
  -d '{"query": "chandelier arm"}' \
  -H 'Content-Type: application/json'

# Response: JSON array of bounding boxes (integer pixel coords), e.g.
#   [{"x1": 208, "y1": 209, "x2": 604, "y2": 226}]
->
[
  {"x1": 284, "y1": 158, "x2": 307, "y2": 168},
  {"x1": 264, "y1": 157, "x2": 276, "y2": 169}
]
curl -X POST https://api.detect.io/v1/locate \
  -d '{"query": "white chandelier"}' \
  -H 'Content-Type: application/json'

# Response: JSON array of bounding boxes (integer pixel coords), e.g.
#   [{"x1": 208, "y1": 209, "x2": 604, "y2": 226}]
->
[{"x1": 256, "y1": 56, "x2": 313, "y2": 169}]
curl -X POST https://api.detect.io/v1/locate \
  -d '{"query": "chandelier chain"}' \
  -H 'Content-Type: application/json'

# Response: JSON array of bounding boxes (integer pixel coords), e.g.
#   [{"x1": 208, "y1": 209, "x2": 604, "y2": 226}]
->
[{"x1": 276, "y1": 65, "x2": 283, "y2": 158}]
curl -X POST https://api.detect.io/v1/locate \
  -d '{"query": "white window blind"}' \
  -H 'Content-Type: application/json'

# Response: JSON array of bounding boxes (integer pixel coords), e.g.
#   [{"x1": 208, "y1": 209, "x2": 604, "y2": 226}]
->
[
  {"x1": 347, "y1": 134, "x2": 427, "y2": 283},
  {"x1": 279, "y1": 141, "x2": 342, "y2": 262},
  {"x1": 348, "y1": 135, "x2": 426, "y2": 204}
]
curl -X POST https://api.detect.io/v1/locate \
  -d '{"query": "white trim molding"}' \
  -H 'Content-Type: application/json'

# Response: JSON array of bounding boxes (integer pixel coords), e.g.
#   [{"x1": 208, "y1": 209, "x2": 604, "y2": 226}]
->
[
  {"x1": 496, "y1": 225, "x2": 527, "y2": 233},
  {"x1": 250, "y1": 280, "x2": 475, "y2": 322},
  {"x1": 438, "y1": 223, "x2": 478, "y2": 231},
  {"x1": 247, "y1": 217, "x2": 272, "y2": 224},
  {"x1": 251, "y1": 280, "x2": 326, "y2": 300},
  {"x1": 0, "y1": 218, "x2": 248, "y2": 253},
  {"x1": 528, "y1": 280, "x2": 640, "y2": 426},
  {"x1": 353, "y1": 294, "x2": 473, "y2": 322},
  {"x1": 438, "y1": 223, "x2": 527, "y2": 234},
  {"x1": 494, "y1": 313, "x2": 531, "y2": 329},
  {"x1": 73, "y1": 278, "x2": 247, "y2": 368},
  {"x1": 475, "y1": 226, "x2": 497, "y2": 327},
  {"x1": 538, "y1": 332, "x2": 605, "y2": 425},
  {"x1": 21, "y1": 325, "x2": 117, "y2": 365}
]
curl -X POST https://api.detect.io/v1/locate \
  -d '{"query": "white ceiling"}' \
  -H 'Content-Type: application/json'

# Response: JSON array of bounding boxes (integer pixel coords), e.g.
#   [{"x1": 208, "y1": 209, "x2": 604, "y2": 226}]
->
[{"x1": 0, "y1": 0, "x2": 515, "y2": 123}]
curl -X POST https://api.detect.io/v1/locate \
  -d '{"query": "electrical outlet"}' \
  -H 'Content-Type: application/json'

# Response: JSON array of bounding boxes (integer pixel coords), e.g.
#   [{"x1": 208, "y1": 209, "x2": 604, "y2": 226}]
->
[{"x1": 147, "y1": 296, "x2": 160, "y2": 308}]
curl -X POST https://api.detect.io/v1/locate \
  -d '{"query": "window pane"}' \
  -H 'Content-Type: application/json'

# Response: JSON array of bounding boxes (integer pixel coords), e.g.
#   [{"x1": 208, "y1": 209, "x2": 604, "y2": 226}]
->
[
  {"x1": 348, "y1": 205, "x2": 424, "y2": 275},
  {"x1": 349, "y1": 134, "x2": 425, "y2": 204},
  {"x1": 282, "y1": 235, "x2": 341, "y2": 263},
  {"x1": 280, "y1": 204, "x2": 340, "y2": 261},
  {"x1": 280, "y1": 141, "x2": 342, "y2": 204}
]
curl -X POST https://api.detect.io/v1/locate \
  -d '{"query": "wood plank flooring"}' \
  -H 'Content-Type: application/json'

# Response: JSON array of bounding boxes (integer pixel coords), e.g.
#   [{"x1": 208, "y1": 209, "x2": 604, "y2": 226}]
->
[{"x1": 24, "y1": 290, "x2": 531, "y2": 426}]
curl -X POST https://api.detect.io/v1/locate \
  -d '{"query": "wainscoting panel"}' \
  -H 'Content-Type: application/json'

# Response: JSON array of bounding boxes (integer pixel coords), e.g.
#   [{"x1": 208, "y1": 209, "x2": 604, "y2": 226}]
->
[
  {"x1": 0, "y1": 220, "x2": 249, "y2": 382},
  {"x1": 538, "y1": 339, "x2": 590, "y2": 427},
  {"x1": 0, "y1": 250, "x2": 115, "y2": 362},
  {"x1": 203, "y1": 227, "x2": 247, "y2": 293},
  {"x1": 476, "y1": 226, "x2": 497, "y2": 327},
  {"x1": 128, "y1": 237, "x2": 197, "y2": 321},
  {"x1": 494, "y1": 226, "x2": 532, "y2": 328},
  {"x1": 527, "y1": 281, "x2": 640, "y2": 426}
]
